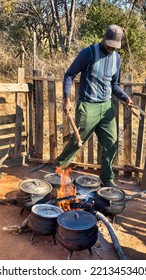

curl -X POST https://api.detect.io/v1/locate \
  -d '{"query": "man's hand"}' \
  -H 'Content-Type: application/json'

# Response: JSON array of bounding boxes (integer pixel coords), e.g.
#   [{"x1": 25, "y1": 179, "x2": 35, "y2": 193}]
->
[
  {"x1": 126, "y1": 96, "x2": 133, "y2": 106},
  {"x1": 63, "y1": 97, "x2": 71, "y2": 115}
]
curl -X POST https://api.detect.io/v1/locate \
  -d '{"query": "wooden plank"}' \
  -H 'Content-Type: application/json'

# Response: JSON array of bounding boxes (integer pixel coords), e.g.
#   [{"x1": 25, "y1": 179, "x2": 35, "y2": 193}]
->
[
  {"x1": 0, "y1": 135, "x2": 26, "y2": 146},
  {"x1": 0, "y1": 83, "x2": 29, "y2": 92},
  {"x1": 34, "y1": 70, "x2": 43, "y2": 158},
  {"x1": 42, "y1": 79, "x2": 50, "y2": 158},
  {"x1": 28, "y1": 157, "x2": 144, "y2": 173},
  {"x1": 48, "y1": 81, "x2": 57, "y2": 160},
  {"x1": 75, "y1": 81, "x2": 84, "y2": 163},
  {"x1": 123, "y1": 74, "x2": 132, "y2": 177},
  {"x1": 135, "y1": 86, "x2": 146, "y2": 166},
  {"x1": 14, "y1": 68, "x2": 25, "y2": 155},
  {"x1": 71, "y1": 161, "x2": 144, "y2": 173},
  {"x1": 0, "y1": 115, "x2": 16, "y2": 125},
  {"x1": 63, "y1": 82, "x2": 71, "y2": 147},
  {"x1": 0, "y1": 127, "x2": 16, "y2": 135},
  {"x1": 88, "y1": 135, "x2": 94, "y2": 163},
  {"x1": 135, "y1": 95, "x2": 146, "y2": 167},
  {"x1": 27, "y1": 88, "x2": 34, "y2": 157},
  {"x1": 97, "y1": 141, "x2": 102, "y2": 164}
]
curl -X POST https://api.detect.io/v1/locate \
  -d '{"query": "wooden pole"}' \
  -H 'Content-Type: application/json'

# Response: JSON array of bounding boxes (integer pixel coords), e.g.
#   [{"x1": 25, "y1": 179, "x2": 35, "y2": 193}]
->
[
  {"x1": 124, "y1": 74, "x2": 132, "y2": 177},
  {"x1": 135, "y1": 83, "x2": 146, "y2": 168},
  {"x1": 48, "y1": 81, "x2": 58, "y2": 160},
  {"x1": 14, "y1": 68, "x2": 25, "y2": 156},
  {"x1": 141, "y1": 158, "x2": 146, "y2": 190},
  {"x1": 33, "y1": 32, "x2": 37, "y2": 70},
  {"x1": 33, "y1": 70, "x2": 43, "y2": 158}
]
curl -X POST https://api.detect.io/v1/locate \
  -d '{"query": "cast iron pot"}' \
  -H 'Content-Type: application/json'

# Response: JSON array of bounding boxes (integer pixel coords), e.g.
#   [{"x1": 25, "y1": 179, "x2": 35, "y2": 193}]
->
[
  {"x1": 19, "y1": 179, "x2": 53, "y2": 196},
  {"x1": 94, "y1": 187, "x2": 125, "y2": 216},
  {"x1": 16, "y1": 190, "x2": 32, "y2": 210},
  {"x1": 27, "y1": 204, "x2": 64, "y2": 236},
  {"x1": 57, "y1": 210, "x2": 98, "y2": 252},
  {"x1": 17, "y1": 179, "x2": 53, "y2": 210},
  {"x1": 44, "y1": 173, "x2": 74, "y2": 198},
  {"x1": 74, "y1": 175, "x2": 101, "y2": 195}
]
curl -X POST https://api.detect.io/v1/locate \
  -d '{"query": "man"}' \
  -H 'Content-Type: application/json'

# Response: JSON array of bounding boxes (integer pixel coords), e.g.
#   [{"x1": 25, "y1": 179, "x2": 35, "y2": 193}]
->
[{"x1": 54, "y1": 24, "x2": 133, "y2": 188}]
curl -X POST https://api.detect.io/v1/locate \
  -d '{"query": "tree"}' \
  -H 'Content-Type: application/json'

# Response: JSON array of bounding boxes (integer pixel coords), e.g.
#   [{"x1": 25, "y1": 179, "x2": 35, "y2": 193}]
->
[{"x1": 78, "y1": 2, "x2": 146, "y2": 74}]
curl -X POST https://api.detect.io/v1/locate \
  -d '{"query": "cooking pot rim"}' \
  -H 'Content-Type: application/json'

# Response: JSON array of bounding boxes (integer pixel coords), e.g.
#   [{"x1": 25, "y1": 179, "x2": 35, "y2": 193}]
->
[
  {"x1": 97, "y1": 187, "x2": 125, "y2": 201},
  {"x1": 57, "y1": 210, "x2": 97, "y2": 230},
  {"x1": 19, "y1": 179, "x2": 53, "y2": 195},
  {"x1": 44, "y1": 172, "x2": 74, "y2": 186},
  {"x1": 74, "y1": 175, "x2": 101, "y2": 189},
  {"x1": 32, "y1": 203, "x2": 64, "y2": 218}
]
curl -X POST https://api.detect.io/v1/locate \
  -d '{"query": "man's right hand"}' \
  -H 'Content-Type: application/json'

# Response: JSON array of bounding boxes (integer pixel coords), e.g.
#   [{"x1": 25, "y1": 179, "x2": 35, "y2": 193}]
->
[{"x1": 63, "y1": 98, "x2": 71, "y2": 115}]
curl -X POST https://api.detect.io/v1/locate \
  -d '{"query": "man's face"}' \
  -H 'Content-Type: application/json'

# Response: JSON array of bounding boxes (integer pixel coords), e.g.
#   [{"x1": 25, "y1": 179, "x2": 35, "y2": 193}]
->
[{"x1": 102, "y1": 41, "x2": 116, "y2": 54}]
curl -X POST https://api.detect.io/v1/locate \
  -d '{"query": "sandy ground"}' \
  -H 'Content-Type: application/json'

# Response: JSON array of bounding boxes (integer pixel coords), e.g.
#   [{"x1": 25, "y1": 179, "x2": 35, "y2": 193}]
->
[{"x1": 0, "y1": 162, "x2": 146, "y2": 260}]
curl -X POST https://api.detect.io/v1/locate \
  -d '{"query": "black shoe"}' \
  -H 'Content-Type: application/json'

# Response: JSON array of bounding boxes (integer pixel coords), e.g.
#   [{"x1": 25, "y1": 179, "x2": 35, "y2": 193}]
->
[{"x1": 102, "y1": 180, "x2": 119, "y2": 189}]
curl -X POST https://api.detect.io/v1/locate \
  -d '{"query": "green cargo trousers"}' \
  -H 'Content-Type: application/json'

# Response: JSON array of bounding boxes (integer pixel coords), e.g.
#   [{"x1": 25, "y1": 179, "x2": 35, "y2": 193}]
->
[{"x1": 56, "y1": 99, "x2": 117, "y2": 184}]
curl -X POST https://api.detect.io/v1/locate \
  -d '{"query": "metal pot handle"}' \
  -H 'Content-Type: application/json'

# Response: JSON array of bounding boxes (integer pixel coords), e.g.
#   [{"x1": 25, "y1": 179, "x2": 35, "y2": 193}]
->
[{"x1": 75, "y1": 212, "x2": 80, "y2": 220}]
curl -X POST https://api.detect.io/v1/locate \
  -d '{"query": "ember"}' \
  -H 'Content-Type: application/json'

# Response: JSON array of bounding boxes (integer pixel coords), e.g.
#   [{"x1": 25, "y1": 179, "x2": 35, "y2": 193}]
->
[{"x1": 56, "y1": 167, "x2": 76, "y2": 211}]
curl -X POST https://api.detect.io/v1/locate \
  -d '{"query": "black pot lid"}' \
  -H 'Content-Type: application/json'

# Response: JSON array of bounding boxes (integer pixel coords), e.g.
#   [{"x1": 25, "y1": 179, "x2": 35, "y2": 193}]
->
[
  {"x1": 74, "y1": 175, "x2": 101, "y2": 188},
  {"x1": 97, "y1": 187, "x2": 125, "y2": 201},
  {"x1": 32, "y1": 204, "x2": 64, "y2": 218},
  {"x1": 44, "y1": 173, "x2": 73, "y2": 187},
  {"x1": 19, "y1": 179, "x2": 52, "y2": 195},
  {"x1": 57, "y1": 210, "x2": 97, "y2": 230}
]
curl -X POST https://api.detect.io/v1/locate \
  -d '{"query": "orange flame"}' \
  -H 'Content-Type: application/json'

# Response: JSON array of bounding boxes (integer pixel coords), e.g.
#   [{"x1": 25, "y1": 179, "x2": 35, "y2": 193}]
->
[{"x1": 56, "y1": 167, "x2": 76, "y2": 211}]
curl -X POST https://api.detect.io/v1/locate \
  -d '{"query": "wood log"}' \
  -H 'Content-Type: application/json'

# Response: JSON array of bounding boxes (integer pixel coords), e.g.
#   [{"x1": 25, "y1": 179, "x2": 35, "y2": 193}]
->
[{"x1": 28, "y1": 158, "x2": 144, "y2": 173}]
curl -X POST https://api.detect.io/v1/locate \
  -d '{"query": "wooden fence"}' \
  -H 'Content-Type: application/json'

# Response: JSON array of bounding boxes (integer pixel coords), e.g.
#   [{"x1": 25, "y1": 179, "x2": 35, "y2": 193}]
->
[
  {"x1": 0, "y1": 68, "x2": 146, "y2": 177},
  {"x1": 0, "y1": 68, "x2": 30, "y2": 165}
]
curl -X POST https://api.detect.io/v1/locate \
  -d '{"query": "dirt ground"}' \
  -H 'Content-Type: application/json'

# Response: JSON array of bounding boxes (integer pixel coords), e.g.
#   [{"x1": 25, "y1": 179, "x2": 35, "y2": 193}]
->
[{"x1": 0, "y1": 162, "x2": 146, "y2": 260}]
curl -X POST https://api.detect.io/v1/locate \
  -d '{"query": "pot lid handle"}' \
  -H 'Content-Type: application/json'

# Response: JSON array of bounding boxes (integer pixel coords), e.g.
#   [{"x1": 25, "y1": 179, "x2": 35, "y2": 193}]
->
[
  {"x1": 75, "y1": 212, "x2": 79, "y2": 220},
  {"x1": 32, "y1": 180, "x2": 39, "y2": 187}
]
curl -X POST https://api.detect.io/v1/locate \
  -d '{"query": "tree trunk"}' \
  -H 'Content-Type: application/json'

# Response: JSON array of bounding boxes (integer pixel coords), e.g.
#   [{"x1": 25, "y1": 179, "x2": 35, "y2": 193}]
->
[
  {"x1": 50, "y1": 0, "x2": 64, "y2": 52},
  {"x1": 65, "y1": 0, "x2": 76, "y2": 54}
]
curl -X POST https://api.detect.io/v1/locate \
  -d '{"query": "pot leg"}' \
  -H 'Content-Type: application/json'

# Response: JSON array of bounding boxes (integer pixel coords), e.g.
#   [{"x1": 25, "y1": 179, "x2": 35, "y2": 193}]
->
[
  {"x1": 67, "y1": 250, "x2": 73, "y2": 260},
  {"x1": 30, "y1": 232, "x2": 36, "y2": 244},
  {"x1": 53, "y1": 235, "x2": 57, "y2": 245},
  {"x1": 20, "y1": 208, "x2": 24, "y2": 216},
  {"x1": 88, "y1": 248, "x2": 92, "y2": 256}
]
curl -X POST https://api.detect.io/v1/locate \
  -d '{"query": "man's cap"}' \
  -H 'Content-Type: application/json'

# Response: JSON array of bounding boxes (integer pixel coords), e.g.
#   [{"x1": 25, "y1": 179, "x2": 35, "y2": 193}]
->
[{"x1": 103, "y1": 24, "x2": 124, "y2": 48}]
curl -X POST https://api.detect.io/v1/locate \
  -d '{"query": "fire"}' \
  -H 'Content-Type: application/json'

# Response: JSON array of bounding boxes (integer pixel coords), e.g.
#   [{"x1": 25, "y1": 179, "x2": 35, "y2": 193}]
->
[{"x1": 56, "y1": 167, "x2": 76, "y2": 211}]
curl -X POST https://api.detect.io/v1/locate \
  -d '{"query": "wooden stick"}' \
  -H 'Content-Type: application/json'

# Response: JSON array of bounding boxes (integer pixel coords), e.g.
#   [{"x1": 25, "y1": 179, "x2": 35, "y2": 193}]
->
[
  {"x1": 121, "y1": 101, "x2": 141, "y2": 120},
  {"x1": 0, "y1": 146, "x2": 11, "y2": 167},
  {"x1": 129, "y1": 104, "x2": 146, "y2": 118},
  {"x1": 67, "y1": 112, "x2": 83, "y2": 147}
]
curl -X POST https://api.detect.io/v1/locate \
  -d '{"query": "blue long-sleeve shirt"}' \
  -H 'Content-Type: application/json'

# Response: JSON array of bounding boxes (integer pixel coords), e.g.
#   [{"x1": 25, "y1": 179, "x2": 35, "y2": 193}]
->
[{"x1": 63, "y1": 42, "x2": 128, "y2": 102}]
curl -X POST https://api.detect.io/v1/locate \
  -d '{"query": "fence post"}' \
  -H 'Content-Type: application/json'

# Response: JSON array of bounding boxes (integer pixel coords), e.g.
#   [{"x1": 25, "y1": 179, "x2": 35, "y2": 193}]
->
[
  {"x1": 48, "y1": 81, "x2": 57, "y2": 160},
  {"x1": 63, "y1": 80, "x2": 71, "y2": 147},
  {"x1": 141, "y1": 158, "x2": 146, "y2": 190},
  {"x1": 14, "y1": 67, "x2": 25, "y2": 157},
  {"x1": 124, "y1": 74, "x2": 132, "y2": 177},
  {"x1": 33, "y1": 69, "x2": 43, "y2": 158},
  {"x1": 135, "y1": 83, "x2": 146, "y2": 168}
]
